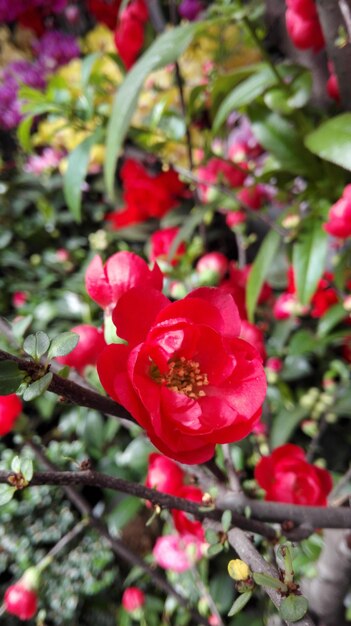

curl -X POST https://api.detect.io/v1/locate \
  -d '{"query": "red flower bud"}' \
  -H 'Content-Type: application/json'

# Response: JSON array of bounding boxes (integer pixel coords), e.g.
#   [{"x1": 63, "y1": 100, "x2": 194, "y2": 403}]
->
[
  {"x1": 122, "y1": 587, "x2": 145, "y2": 612},
  {"x1": 0, "y1": 394, "x2": 22, "y2": 436},
  {"x1": 4, "y1": 583, "x2": 38, "y2": 621}
]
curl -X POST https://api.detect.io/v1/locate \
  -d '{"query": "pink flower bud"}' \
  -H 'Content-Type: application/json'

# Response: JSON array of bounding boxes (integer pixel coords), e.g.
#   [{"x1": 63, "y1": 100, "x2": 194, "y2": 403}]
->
[{"x1": 121, "y1": 587, "x2": 145, "y2": 613}]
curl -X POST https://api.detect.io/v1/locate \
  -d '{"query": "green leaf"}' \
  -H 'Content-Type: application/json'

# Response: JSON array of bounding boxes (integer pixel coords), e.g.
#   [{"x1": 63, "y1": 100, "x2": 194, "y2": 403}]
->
[
  {"x1": 0, "y1": 484, "x2": 16, "y2": 506},
  {"x1": 167, "y1": 207, "x2": 207, "y2": 263},
  {"x1": 23, "y1": 331, "x2": 50, "y2": 361},
  {"x1": 249, "y1": 106, "x2": 318, "y2": 176},
  {"x1": 63, "y1": 129, "x2": 103, "y2": 222},
  {"x1": 11, "y1": 456, "x2": 21, "y2": 473},
  {"x1": 205, "y1": 529, "x2": 219, "y2": 545},
  {"x1": 253, "y1": 572, "x2": 287, "y2": 591},
  {"x1": 292, "y1": 218, "x2": 328, "y2": 306},
  {"x1": 104, "y1": 22, "x2": 200, "y2": 198},
  {"x1": 279, "y1": 595, "x2": 308, "y2": 622},
  {"x1": 270, "y1": 406, "x2": 309, "y2": 448},
  {"x1": 228, "y1": 591, "x2": 252, "y2": 617},
  {"x1": 17, "y1": 115, "x2": 35, "y2": 151},
  {"x1": 21, "y1": 458, "x2": 34, "y2": 482},
  {"x1": 207, "y1": 543, "x2": 224, "y2": 557},
  {"x1": 317, "y1": 303, "x2": 346, "y2": 338},
  {"x1": 48, "y1": 332, "x2": 79, "y2": 359},
  {"x1": 23, "y1": 372, "x2": 53, "y2": 401},
  {"x1": 81, "y1": 52, "x2": 101, "y2": 87},
  {"x1": 246, "y1": 229, "x2": 281, "y2": 322},
  {"x1": 213, "y1": 68, "x2": 276, "y2": 131},
  {"x1": 221, "y1": 510, "x2": 232, "y2": 533},
  {"x1": 0, "y1": 361, "x2": 26, "y2": 395},
  {"x1": 305, "y1": 113, "x2": 351, "y2": 171},
  {"x1": 11, "y1": 315, "x2": 33, "y2": 341}
]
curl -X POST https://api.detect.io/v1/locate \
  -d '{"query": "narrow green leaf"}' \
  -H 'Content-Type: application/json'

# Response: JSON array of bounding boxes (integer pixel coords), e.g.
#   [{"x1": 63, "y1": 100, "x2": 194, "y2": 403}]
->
[
  {"x1": 11, "y1": 456, "x2": 21, "y2": 474},
  {"x1": 253, "y1": 572, "x2": 287, "y2": 591},
  {"x1": 213, "y1": 68, "x2": 276, "y2": 132},
  {"x1": 0, "y1": 485, "x2": 16, "y2": 506},
  {"x1": 279, "y1": 595, "x2": 308, "y2": 622},
  {"x1": 104, "y1": 22, "x2": 200, "y2": 198},
  {"x1": 0, "y1": 361, "x2": 25, "y2": 395},
  {"x1": 23, "y1": 372, "x2": 53, "y2": 401},
  {"x1": 246, "y1": 229, "x2": 281, "y2": 322},
  {"x1": 228, "y1": 591, "x2": 252, "y2": 617},
  {"x1": 48, "y1": 332, "x2": 79, "y2": 359},
  {"x1": 305, "y1": 113, "x2": 351, "y2": 171},
  {"x1": 81, "y1": 52, "x2": 101, "y2": 87},
  {"x1": 270, "y1": 406, "x2": 308, "y2": 449},
  {"x1": 317, "y1": 303, "x2": 346, "y2": 338},
  {"x1": 23, "y1": 331, "x2": 50, "y2": 361},
  {"x1": 221, "y1": 510, "x2": 232, "y2": 533},
  {"x1": 17, "y1": 115, "x2": 35, "y2": 151},
  {"x1": 63, "y1": 129, "x2": 103, "y2": 222},
  {"x1": 21, "y1": 459, "x2": 34, "y2": 482},
  {"x1": 292, "y1": 218, "x2": 328, "y2": 306}
]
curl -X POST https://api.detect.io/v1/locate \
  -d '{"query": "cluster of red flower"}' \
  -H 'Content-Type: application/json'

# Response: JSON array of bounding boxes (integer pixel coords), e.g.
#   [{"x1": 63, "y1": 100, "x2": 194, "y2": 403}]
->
[{"x1": 285, "y1": 0, "x2": 324, "y2": 52}]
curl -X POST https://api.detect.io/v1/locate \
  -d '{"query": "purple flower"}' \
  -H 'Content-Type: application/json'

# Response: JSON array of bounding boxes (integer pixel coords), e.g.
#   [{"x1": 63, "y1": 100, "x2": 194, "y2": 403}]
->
[
  {"x1": 34, "y1": 31, "x2": 80, "y2": 73},
  {"x1": 178, "y1": 0, "x2": 204, "y2": 20},
  {"x1": 0, "y1": 61, "x2": 45, "y2": 130}
]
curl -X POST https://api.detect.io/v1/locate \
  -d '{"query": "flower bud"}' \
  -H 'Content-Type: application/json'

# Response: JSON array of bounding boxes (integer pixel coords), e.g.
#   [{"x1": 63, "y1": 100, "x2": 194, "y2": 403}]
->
[
  {"x1": 122, "y1": 587, "x2": 145, "y2": 613},
  {"x1": 227, "y1": 559, "x2": 251, "y2": 581}
]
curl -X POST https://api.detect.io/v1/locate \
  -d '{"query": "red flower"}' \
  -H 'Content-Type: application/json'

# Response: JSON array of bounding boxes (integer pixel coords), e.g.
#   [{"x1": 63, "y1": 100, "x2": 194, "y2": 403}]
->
[
  {"x1": 237, "y1": 185, "x2": 267, "y2": 211},
  {"x1": 122, "y1": 587, "x2": 145, "y2": 613},
  {"x1": 145, "y1": 453, "x2": 184, "y2": 494},
  {"x1": 285, "y1": 2, "x2": 325, "y2": 52},
  {"x1": 240, "y1": 320, "x2": 266, "y2": 362},
  {"x1": 114, "y1": 0, "x2": 148, "y2": 69},
  {"x1": 4, "y1": 583, "x2": 38, "y2": 620},
  {"x1": 89, "y1": 0, "x2": 121, "y2": 29},
  {"x1": 97, "y1": 287, "x2": 266, "y2": 464},
  {"x1": 85, "y1": 251, "x2": 163, "y2": 311},
  {"x1": 172, "y1": 485, "x2": 205, "y2": 540},
  {"x1": 324, "y1": 185, "x2": 351, "y2": 239},
  {"x1": 107, "y1": 159, "x2": 187, "y2": 228},
  {"x1": 56, "y1": 325, "x2": 106, "y2": 374},
  {"x1": 0, "y1": 394, "x2": 22, "y2": 436},
  {"x1": 197, "y1": 157, "x2": 248, "y2": 203},
  {"x1": 255, "y1": 444, "x2": 332, "y2": 506},
  {"x1": 149, "y1": 227, "x2": 186, "y2": 267}
]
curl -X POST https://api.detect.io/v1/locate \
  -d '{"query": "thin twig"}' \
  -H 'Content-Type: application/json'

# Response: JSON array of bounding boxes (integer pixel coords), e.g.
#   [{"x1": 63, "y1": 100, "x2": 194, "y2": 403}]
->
[{"x1": 222, "y1": 444, "x2": 242, "y2": 492}]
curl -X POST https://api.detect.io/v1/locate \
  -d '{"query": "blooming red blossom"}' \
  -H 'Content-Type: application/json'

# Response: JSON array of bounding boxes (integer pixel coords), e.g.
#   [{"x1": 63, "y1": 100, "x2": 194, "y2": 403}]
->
[
  {"x1": 145, "y1": 453, "x2": 184, "y2": 494},
  {"x1": 172, "y1": 484, "x2": 205, "y2": 540},
  {"x1": 153, "y1": 534, "x2": 205, "y2": 572},
  {"x1": 97, "y1": 287, "x2": 266, "y2": 463},
  {"x1": 121, "y1": 587, "x2": 145, "y2": 612},
  {"x1": 324, "y1": 185, "x2": 351, "y2": 239},
  {"x1": 107, "y1": 160, "x2": 187, "y2": 228},
  {"x1": 114, "y1": 0, "x2": 148, "y2": 69},
  {"x1": 255, "y1": 444, "x2": 332, "y2": 505},
  {"x1": 237, "y1": 185, "x2": 267, "y2": 211},
  {"x1": 85, "y1": 251, "x2": 163, "y2": 311},
  {"x1": 0, "y1": 394, "x2": 22, "y2": 436},
  {"x1": 4, "y1": 583, "x2": 38, "y2": 620},
  {"x1": 56, "y1": 325, "x2": 106, "y2": 374},
  {"x1": 197, "y1": 157, "x2": 248, "y2": 203},
  {"x1": 285, "y1": 0, "x2": 325, "y2": 52},
  {"x1": 88, "y1": 0, "x2": 120, "y2": 29},
  {"x1": 149, "y1": 227, "x2": 186, "y2": 267}
]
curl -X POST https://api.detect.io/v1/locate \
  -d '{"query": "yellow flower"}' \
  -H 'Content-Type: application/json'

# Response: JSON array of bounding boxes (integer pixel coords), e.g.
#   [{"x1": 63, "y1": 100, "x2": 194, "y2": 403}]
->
[
  {"x1": 227, "y1": 559, "x2": 251, "y2": 581},
  {"x1": 82, "y1": 24, "x2": 116, "y2": 54}
]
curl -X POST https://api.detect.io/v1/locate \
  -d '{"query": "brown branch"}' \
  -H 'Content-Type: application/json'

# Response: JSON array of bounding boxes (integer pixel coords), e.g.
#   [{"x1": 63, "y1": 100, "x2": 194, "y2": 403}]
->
[
  {"x1": 1, "y1": 467, "x2": 276, "y2": 539},
  {"x1": 0, "y1": 348, "x2": 135, "y2": 424},
  {"x1": 316, "y1": 0, "x2": 351, "y2": 110},
  {"x1": 227, "y1": 527, "x2": 316, "y2": 626},
  {"x1": 28, "y1": 442, "x2": 211, "y2": 626}
]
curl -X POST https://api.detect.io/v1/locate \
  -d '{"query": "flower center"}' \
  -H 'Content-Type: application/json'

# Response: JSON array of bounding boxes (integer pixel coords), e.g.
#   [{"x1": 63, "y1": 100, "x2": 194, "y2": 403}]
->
[{"x1": 151, "y1": 356, "x2": 209, "y2": 399}]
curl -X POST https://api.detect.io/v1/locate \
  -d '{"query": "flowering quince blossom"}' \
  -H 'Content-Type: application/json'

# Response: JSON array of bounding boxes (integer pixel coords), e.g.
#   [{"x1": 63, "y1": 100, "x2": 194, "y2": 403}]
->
[
  {"x1": 97, "y1": 286, "x2": 266, "y2": 463},
  {"x1": 324, "y1": 185, "x2": 351, "y2": 239},
  {"x1": 4, "y1": 583, "x2": 38, "y2": 620},
  {"x1": 114, "y1": 0, "x2": 148, "y2": 69},
  {"x1": 149, "y1": 227, "x2": 186, "y2": 268},
  {"x1": 197, "y1": 157, "x2": 248, "y2": 203},
  {"x1": 172, "y1": 484, "x2": 205, "y2": 540},
  {"x1": 153, "y1": 533, "x2": 205, "y2": 572},
  {"x1": 0, "y1": 394, "x2": 22, "y2": 436},
  {"x1": 121, "y1": 587, "x2": 145, "y2": 613},
  {"x1": 255, "y1": 444, "x2": 333, "y2": 506},
  {"x1": 285, "y1": 0, "x2": 325, "y2": 52},
  {"x1": 107, "y1": 159, "x2": 187, "y2": 228},
  {"x1": 145, "y1": 453, "x2": 184, "y2": 494},
  {"x1": 273, "y1": 267, "x2": 339, "y2": 320},
  {"x1": 85, "y1": 251, "x2": 163, "y2": 312},
  {"x1": 56, "y1": 325, "x2": 106, "y2": 374}
]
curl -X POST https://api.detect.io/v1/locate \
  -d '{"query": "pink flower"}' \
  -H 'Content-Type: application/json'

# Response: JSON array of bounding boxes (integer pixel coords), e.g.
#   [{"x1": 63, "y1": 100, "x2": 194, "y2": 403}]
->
[
  {"x1": 97, "y1": 287, "x2": 266, "y2": 464},
  {"x1": 121, "y1": 587, "x2": 145, "y2": 612},
  {"x1": 85, "y1": 251, "x2": 163, "y2": 311},
  {"x1": 196, "y1": 252, "x2": 229, "y2": 282},
  {"x1": 172, "y1": 485, "x2": 205, "y2": 540},
  {"x1": 4, "y1": 583, "x2": 38, "y2": 620},
  {"x1": 145, "y1": 453, "x2": 184, "y2": 494},
  {"x1": 12, "y1": 291, "x2": 28, "y2": 308},
  {"x1": 324, "y1": 185, "x2": 351, "y2": 239},
  {"x1": 56, "y1": 325, "x2": 106, "y2": 374},
  {"x1": 153, "y1": 534, "x2": 205, "y2": 572},
  {"x1": 0, "y1": 394, "x2": 22, "y2": 436},
  {"x1": 255, "y1": 444, "x2": 333, "y2": 505}
]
